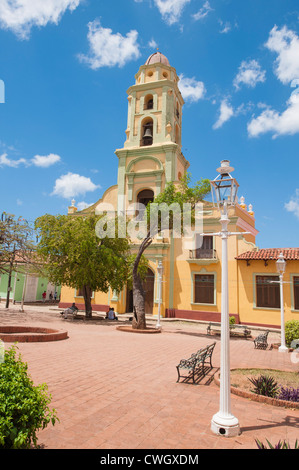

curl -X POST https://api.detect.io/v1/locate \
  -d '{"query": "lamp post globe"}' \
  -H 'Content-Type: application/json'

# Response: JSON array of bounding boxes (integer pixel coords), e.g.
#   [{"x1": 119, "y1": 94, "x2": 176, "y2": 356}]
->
[
  {"x1": 276, "y1": 252, "x2": 286, "y2": 274},
  {"x1": 210, "y1": 160, "x2": 239, "y2": 210}
]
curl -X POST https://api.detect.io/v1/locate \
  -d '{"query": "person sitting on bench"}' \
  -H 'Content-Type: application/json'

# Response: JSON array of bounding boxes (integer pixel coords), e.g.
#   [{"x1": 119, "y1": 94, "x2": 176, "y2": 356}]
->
[{"x1": 62, "y1": 303, "x2": 78, "y2": 319}]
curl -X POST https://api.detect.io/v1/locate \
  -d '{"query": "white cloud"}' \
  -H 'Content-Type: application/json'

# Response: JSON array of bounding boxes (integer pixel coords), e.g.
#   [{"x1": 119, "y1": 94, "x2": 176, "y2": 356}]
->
[
  {"x1": 213, "y1": 99, "x2": 234, "y2": 129},
  {"x1": 265, "y1": 25, "x2": 299, "y2": 84},
  {"x1": 0, "y1": 152, "x2": 61, "y2": 168},
  {"x1": 0, "y1": 153, "x2": 27, "y2": 167},
  {"x1": 233, "y1": 59, "x2": 266, "y2": 90},
  {"x1": 0, "y1": 0, "x2": 81, "y2": 40},
  {"x1": 52, "y1": 172, "x2": 100, "y2": 199},
  {"x1": 192, "y1": 1, "x2": 213, "y2": 21},
  {"x1": 31, "y1": 153, "x2": 61, "y2": 167},
  {"x1": 219, "y1": 21, "x2": 231, "y2": 34},
  {"x1": 148, "y1": 38, "x2": 158, "y2": 49},
  {"x1": 77, "y1": 201, "x2": 94, "y2": 211},
  {"x1": 153, "y1": 0, "x2": 191, "y2": 25},
  {"x1": 285, "y1": 189, "x2": 299, "y2": 219},
  {"x1": 247, "y1": 93, "x2": 299, "y2": 138},
  {"x1": 78, "y1": 20, "x2": 141, "y2": 69},
  {"x1": 178, "y1": 74, "x2": 205, "y2": 102}
]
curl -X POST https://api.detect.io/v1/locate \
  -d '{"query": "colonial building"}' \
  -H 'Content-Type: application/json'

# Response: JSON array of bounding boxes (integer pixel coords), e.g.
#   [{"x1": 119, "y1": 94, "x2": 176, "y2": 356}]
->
[
  {"x1": 60, "y1": 52, "x2": 299, "y2": 329},
  {"x1": 0, "y1": 263, "x2": 61, "y2": 304}
]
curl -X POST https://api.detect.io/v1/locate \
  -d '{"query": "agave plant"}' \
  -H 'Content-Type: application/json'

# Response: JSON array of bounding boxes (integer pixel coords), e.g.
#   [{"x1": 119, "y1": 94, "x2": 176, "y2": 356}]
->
[
  {"x1": 248, "y1": 374, "x2": 279, "y2": 398},
  {"x1": 256, "y1": 439, "x2": 299, "y2": 449}
]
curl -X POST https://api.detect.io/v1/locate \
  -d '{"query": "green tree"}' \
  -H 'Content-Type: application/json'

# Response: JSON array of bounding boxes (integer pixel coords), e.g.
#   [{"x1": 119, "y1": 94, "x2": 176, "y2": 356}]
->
[
  {"x1": 132, "y1": 174, "x2": 211, "y2": 329},
  {"x1": 35, "y1": 213, "x2": 133, "y2": 318},
  {"x1": 0, "y1": 213, "x2": 37, "y2": 308}
]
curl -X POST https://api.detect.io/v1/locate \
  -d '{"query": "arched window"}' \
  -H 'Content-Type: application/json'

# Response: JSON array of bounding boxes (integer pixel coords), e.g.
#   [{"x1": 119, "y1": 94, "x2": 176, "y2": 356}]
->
[
  {"x1": 136, "y1": 189, "x2": 154, "y2": 220},
  {"x1": 144, "y1": 94, "x2": 154, "y2": 110},
  {"x1": 175, "y1": 124, "x2": 180, "y2": 144},
  {"x1": 141, "y1": 118, "x2": 153, "y2": 146},
  {"x1": 137, "y1": 189, "x2": 154, "y2": 207}
]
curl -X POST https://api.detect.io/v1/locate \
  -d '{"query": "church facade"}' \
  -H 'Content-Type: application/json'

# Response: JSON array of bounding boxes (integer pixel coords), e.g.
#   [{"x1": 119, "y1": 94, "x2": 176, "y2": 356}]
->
[{"x1": 60, "y1": 52, "x2": 299, "y2": 329}]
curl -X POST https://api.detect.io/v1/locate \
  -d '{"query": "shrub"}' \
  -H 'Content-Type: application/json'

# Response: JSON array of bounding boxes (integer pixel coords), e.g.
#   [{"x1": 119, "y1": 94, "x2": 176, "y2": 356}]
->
[
  {"x1": 285, "y1": 320, "x2": 299, "y2": 347},
  {"x1": 248, "y1": 374, "x2": 279, "y2": 398},
  {"x1": 256, "y1": 438, "x2": 299, "y2": 449},
  {"x1": 0, "y1": 345, "x2": 58, "y2": 449},
  {"x1": 229, "y1": 316, "x2": 236, "y2": 328},
  {"x1": 278, "y1": 386, "x2": 299, "y2": 403}
]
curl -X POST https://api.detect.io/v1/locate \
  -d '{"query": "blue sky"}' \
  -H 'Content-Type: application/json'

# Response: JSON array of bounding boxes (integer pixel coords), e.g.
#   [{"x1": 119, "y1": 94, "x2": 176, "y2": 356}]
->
[{"x1": 0, "y1": 0, "x2": 299, "y2": 249}]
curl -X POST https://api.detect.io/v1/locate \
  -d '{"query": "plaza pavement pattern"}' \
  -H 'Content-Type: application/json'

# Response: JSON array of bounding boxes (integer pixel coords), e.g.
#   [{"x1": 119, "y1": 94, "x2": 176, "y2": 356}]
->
[{"x1": 0, "y1": 303, "x2": 298, "y2": 450}]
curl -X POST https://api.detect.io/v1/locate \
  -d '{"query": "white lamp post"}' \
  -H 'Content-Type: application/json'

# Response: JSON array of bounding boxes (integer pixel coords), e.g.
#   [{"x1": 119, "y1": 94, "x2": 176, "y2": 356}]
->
[
  {"x1": 276, "y1": 252, "x2": 288, "y2": 353},
  {"x1": 156, "y1": 260, "x2": 163, "y2": 329},
  {"x1": 209, "y1": 160, "x2": 241, "y2": 438}
]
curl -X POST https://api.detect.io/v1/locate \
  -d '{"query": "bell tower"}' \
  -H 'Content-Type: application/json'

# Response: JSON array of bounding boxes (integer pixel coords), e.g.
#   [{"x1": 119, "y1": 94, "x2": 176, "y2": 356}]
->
[{"x1": 115, "y1": 52, "x2": 190, "y2": 214}]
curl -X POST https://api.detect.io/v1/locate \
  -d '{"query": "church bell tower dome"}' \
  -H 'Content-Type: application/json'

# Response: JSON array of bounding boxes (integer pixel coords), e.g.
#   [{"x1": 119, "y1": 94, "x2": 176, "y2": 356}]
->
[{"x1": 145, "y1": 51, "x2": 170, "y2": 66}]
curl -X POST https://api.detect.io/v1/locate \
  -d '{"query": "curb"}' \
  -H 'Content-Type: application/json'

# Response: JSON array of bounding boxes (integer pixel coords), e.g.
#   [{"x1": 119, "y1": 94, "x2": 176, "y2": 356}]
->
[
  {"x1": 116, "y1": 325, "x2": 161, "y2": 334},
  {"x1": 0, "y1": 326, "x2": 68, "y2": 342}
]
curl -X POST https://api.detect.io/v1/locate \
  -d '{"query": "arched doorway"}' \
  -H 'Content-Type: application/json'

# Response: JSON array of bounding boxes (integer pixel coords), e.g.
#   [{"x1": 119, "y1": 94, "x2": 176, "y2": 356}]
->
[
  {"x1": 143, "y1": 268, "x2": 155, "y2": 314},
  {"x1": 126, "y1": 267, "x2": 155, "y2": 314}
]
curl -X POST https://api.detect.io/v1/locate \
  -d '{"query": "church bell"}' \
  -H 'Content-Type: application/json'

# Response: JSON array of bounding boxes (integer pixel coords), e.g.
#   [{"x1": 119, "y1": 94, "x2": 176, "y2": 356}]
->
[{"x1": 143, "y1": 128, "x2": 152, "y2": 138}]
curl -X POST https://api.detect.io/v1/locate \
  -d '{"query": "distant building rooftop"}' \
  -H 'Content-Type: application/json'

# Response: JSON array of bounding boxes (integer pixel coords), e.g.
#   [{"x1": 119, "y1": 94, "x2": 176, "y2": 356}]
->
[{"x1": 236, "y1": 248, "x2": 299, "y2": 261}]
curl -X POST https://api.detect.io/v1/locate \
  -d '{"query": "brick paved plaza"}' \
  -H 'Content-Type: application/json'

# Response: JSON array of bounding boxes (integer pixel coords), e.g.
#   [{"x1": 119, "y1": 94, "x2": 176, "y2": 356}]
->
[{"x1": 0, "y1": 303, "x2": 298, "y2": 450}]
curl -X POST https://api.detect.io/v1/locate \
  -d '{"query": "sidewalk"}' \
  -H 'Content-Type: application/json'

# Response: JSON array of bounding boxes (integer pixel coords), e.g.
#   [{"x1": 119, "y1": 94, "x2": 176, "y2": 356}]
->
[{"x1": 0, "y1": 303, "x2": 298, "y2": 449}]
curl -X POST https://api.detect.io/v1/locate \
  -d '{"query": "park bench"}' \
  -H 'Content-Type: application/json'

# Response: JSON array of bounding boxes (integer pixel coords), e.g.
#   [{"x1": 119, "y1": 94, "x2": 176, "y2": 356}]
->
[
  {"x1": 207, "y1": 322, "x2": 251, "y2": 339},
  {"x1": 254, "y1": 330, "x2": 269, "y2": 349},
  {"x1": 176, "y1": 342, "x2": 216, "y2": 383}
]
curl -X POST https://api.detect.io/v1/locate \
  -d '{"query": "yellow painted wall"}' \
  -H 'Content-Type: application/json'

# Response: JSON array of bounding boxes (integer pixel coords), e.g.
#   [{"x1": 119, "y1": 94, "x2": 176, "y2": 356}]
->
[{"x1": 237, "y1": 260, "x2": 299, "y2": 327}]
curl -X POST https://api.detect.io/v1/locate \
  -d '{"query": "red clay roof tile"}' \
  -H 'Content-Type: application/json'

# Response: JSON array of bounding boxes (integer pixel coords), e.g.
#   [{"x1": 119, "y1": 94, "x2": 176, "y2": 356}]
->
[{"x1": 236, "y1": 248, "x2": 299, "y2": 260}]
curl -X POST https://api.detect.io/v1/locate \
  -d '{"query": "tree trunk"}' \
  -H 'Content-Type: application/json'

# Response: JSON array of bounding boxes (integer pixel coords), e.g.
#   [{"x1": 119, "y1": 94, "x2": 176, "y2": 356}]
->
[
  {"x1": 132, "y1": 232, "x2": 153, "y2": 329},
  {"x1": 6, "y1": 251, "x2": 15, "y2": 309},
  {"x1": 132, "y1": 270, "x2": 146, "y2": 329},
  {"x1": 83, "y1": 285, "x2": 92, "y2": 318}
]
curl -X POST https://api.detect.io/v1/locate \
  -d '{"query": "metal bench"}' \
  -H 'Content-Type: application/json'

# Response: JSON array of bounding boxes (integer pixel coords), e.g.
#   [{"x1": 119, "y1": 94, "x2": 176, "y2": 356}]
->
[
  {"x1": 176, "y1": 342, "x2": 216, "y2": 383},
  {"x1": 207, "y1": 322, "x2": 251, "y2": 339},
  {"x1": 60, "y1": 307, "x2": 78, "y2": 320},
  {"x1": 254, "y1": 330, "x2": 269, "y2": 349}
]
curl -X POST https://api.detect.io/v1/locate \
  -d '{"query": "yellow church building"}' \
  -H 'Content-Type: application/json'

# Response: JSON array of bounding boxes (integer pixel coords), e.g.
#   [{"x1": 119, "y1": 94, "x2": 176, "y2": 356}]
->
[{"x1": 60, "y1": 52, "x2": 299, "y2": 329}]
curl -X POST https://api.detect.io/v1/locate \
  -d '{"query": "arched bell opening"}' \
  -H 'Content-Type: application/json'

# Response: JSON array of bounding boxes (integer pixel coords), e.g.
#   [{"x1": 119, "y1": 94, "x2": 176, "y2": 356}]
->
[
  {"x1": 141, "y1": 118, "x2": 153, "y2": 146},
  {"x1": 144, "y1": 94, "x2": 154, "y2": 110}
]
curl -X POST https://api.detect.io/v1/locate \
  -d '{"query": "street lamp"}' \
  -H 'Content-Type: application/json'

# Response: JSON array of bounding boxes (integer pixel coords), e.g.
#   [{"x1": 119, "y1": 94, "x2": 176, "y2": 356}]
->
[
  {"x1": 156, "y1": 260, "x2": 163, "y2": 329},
  {"x1": 209, "y1": 160, "x2": 241, "y2": 438},
  {"x1": 276, "y1": 252, "x2": 288, "y2": 353}
]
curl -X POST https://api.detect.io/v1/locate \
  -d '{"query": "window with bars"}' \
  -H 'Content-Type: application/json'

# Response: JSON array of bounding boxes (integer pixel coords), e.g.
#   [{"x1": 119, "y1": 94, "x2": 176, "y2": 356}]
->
[
  {"x1": 256, "y1": 275, "x2": 280, "y2": 309},
  {"x1": 76, "y1": 288, "x2": 94, "y2": 298},
  {"x1": 294, "y1": 276, "x2": 299, "y2": 310},
  {"x1": 194, "y1": 274, "x2": 215, "y2": 304}
]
